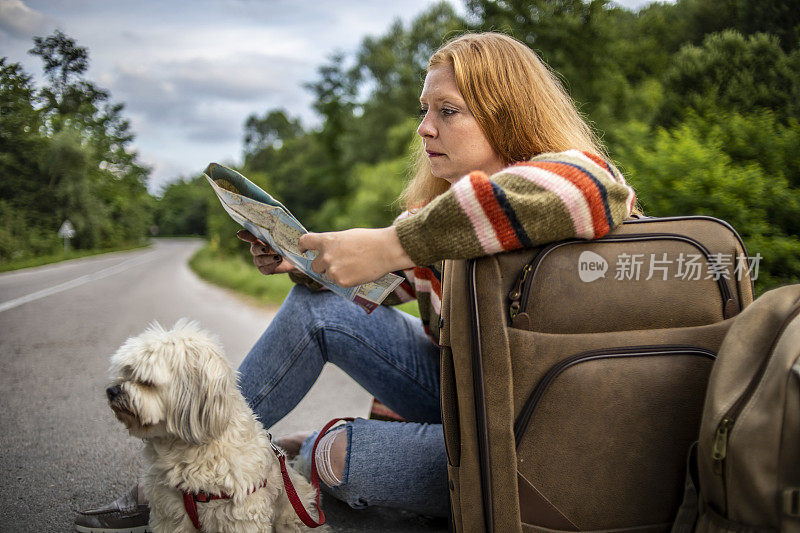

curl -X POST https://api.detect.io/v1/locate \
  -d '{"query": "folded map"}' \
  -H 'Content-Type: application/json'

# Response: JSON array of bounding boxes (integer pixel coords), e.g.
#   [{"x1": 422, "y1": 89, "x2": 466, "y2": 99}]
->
[{"x1": 203, "y1": 163, "x2": 403, "y2": 313}]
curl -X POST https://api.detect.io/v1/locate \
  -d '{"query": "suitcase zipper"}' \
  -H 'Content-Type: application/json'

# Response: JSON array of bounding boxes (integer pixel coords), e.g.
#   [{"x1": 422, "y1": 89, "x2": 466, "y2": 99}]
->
[
  {"x1": 625, "y1": 215, "x2": 754, "y2": 300},
  {"x1": 508, "y1": 233, "x2": 737, "y2": 322},
  {"x1": 508, "y1": 263, "x2": 533, "y2": 319},
  {"x1": 710, "y1": 303, "x2": 800, "y2": 513},
  {"x1": 624, "y1": 215, "x2": 750, "y2": 267},
  {"x1": 513, "y1": 345, "x2": 717, "y2": 448}
]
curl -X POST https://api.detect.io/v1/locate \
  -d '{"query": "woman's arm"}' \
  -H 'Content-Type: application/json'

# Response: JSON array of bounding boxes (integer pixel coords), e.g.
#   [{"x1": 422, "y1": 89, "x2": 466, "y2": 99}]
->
[
  {"x1": 298, "y1": 150, "x2": 635, "y2": 286},
  {"x1": 394, "y1": 150, "x2": 636, "y2": 266}
]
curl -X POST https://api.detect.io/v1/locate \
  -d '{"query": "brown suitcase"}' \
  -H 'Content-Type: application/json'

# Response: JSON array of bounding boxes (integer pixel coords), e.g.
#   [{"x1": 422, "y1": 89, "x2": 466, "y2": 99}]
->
[{"x1": 439, "y1": 216, "x2": 755, "y2": 532}]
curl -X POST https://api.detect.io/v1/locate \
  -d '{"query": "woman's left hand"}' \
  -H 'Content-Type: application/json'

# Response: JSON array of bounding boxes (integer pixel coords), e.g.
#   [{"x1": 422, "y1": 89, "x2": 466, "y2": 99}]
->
[{"x1": 297, "y1": 227, "x2": 415, "y2": 287}]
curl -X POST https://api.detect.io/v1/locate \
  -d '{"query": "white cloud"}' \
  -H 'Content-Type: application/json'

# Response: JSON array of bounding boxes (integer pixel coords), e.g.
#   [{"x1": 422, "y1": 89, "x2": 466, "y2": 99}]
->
[
  {"x1": 109, "y1": 50, "x2": 318, "y2": 160},
  {"x1": 0, "y1": 0, "x2": 50, "y2": 38},
  {"x1": 134, "y1": 151, "x2": 194, "y2": 195}
]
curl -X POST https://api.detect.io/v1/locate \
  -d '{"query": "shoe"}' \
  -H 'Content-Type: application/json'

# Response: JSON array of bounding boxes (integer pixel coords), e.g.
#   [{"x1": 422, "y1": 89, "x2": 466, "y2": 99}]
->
[
  {"x1": 273, "y1": 431, "x2": 313, "y2": 460},
  {"x1": 74, "y1": 485, "x2": 150, "y2": 532}
]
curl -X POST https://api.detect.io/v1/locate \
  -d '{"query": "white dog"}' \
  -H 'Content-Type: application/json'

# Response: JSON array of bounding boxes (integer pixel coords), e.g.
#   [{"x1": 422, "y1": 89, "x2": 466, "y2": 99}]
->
[{"x1": 106, "y1": 319, "x2": 322, "y2": 533}]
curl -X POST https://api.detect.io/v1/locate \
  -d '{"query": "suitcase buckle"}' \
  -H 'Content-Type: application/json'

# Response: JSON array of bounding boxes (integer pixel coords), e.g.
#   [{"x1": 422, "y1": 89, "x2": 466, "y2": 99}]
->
[{"x1": 783, "y1": 487, "x2": 800, "y2": 517}]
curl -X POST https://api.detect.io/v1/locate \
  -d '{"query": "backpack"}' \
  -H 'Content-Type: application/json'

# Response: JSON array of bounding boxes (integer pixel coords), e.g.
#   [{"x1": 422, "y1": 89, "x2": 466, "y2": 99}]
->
[
  {"x1": 673, "y1": 283, "x2": 800, "y2": 533},
  {"x1": 439, "y1": 215, "x2": 754, "y2": 532}
]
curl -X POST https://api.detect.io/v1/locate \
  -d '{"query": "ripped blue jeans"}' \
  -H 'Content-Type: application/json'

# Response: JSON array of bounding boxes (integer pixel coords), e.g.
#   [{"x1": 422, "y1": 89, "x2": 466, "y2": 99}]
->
[{"x1": 237, "y1": 284, "x2": 448, "y2": 517}]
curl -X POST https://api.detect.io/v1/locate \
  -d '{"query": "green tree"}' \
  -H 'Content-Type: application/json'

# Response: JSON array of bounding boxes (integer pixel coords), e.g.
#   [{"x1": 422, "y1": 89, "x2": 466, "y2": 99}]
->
[
  {"x1": 30, "y1": 32, "x2": 150, "y2": 191},
  {"x1": 243, "y1": 109, "x2": 303, "y2": 157},
  {"x1": 305, "y1": 52, "x2": 355, "y2": 176},
  {"x1": 322, "y1": 156, "x2": 410, "y2": 230},
  {"x1": 155, "y1": 176, "x2": 211, "y2": 236},
  {"x1": 243, "y1": 56, "x2": 358, "y2": 231},
  {"x1": 466, "y1": 1, "x2": 623, "y2": 115},
  {"x1": 657, "y1": 30, "x2": 800, "y2": 126},
  {"x1": 40, "y1": 129, "x2": 109, "y2": 248},
  {"x1": 35, "y1": 31, "x2": 152, "y2": 242},
  {"x1": 0, "y1": 31, "x2": 154, "y2": 260},
  {"x1": 29, "y1": 30, "x2": 110, "y2": 123},
  {"x1": 0, "y1": 59, "x2": 48, "y2": 212},
  {"x1": 346, "y1": 2, "x2": 464, "y2": 166},
  {"x1": 618, "y1": 111, "x2": 800, "y2": 293},
  {"x1": 0, "y1": 59, "x2": 61, "y2": 260},
  {"x1": 737, "y1": 0, "x2": 800, "y2": 51}
]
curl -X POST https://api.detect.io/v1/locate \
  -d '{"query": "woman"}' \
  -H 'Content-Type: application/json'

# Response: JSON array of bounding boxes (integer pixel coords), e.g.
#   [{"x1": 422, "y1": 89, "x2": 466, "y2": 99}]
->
[{"x1": 75, "y1": 31, "x2": 636, "y2": 531}]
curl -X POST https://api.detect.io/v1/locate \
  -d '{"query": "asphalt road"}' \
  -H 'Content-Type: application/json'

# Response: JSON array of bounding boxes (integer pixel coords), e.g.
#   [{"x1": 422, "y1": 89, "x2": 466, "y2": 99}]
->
[{"x1": 0, "y1": 239, "x2": 447, "y2": 532}]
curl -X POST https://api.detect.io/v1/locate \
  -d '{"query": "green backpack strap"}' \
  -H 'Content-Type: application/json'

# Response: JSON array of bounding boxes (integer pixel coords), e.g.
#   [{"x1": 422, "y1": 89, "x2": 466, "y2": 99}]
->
[{"x1": 672, "y1": 441, "x2": 700, "y2": 533}]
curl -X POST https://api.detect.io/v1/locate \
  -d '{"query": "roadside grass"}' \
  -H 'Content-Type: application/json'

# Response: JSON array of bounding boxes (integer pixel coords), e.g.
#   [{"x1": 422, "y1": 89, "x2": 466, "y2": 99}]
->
[
  {"x1": 392, "y1": 300, "x2": 421, "y2": 318},
  {"x1": 0, "y1": 242, "x2": 152, "y2": 273},
  {"x1": 188, "y1": 243, "x2": 421, "y2": 318},
  {"x1": 189, "y1": 244, "x2": 294, "y2": 306}
]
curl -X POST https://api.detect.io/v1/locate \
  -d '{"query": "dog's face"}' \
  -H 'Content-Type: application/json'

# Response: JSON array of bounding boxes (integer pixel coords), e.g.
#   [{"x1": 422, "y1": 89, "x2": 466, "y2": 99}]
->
[{"x1": 107, "y1": 319, "x2": 237, "y2": 445}]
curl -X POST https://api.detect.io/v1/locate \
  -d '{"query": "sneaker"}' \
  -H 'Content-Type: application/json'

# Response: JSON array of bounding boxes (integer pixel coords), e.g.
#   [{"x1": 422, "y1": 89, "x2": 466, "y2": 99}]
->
[
  {"x1": 273, "y1": 431, "x2": 313, "y2": 460},
  {"x1": 74, "y1": 485, "x2": 150, "y2": 533}
]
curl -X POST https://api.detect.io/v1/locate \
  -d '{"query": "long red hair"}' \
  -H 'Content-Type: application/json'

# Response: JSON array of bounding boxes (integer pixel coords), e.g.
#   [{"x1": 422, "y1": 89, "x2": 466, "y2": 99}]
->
[{"x1": 400, "y1": 32, "x2": 610, "y2": 212}]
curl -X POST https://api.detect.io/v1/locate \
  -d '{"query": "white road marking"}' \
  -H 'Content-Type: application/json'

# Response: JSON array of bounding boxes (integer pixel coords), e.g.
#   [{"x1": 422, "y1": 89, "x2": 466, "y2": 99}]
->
[{"x1": 0, "y1": 251, "x2": 160, "y2": 314}]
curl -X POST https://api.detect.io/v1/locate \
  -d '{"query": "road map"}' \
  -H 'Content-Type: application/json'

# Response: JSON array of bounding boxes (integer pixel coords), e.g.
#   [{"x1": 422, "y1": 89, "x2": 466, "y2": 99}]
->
[{"x1": 204, "y1": 163, "x2": 403, "y2": 313}]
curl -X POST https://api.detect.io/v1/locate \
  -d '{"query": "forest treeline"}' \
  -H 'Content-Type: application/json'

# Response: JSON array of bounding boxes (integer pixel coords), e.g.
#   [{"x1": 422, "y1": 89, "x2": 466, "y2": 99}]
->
[
  {"x1": 1, "y1": 31, "x2": 152, "y2": 260},
  {"x1": 2, "y1": 0, "x2": 799, "y2": 290}
]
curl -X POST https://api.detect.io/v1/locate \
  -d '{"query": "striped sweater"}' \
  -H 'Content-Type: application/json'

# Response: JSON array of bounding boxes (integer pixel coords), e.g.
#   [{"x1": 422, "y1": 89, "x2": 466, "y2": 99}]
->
[{"x1": 291, "y1": 149, "x2": 636, "y2": 345}]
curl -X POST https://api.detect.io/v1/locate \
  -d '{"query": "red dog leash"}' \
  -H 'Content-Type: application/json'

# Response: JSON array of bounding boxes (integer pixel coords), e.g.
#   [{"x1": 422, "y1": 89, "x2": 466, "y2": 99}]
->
[
  {"x1": 278, "y1": 417, "x2": 354, "y2": 527},
  {"x1": 182, "y1": 417, "x2": 354, "y2": 531}
]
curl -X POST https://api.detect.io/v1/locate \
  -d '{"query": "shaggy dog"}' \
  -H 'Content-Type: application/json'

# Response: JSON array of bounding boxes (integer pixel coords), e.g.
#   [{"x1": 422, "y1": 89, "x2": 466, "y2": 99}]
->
[{"x1": 106, "y1": 319, "x2": 321, "y2": 533}]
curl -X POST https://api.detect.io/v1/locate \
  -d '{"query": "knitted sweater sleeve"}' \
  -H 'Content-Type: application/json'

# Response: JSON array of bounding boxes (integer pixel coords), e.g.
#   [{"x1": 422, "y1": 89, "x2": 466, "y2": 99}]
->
[{"x1": 394, "y1": 149, "x2": 636, "y2": 266}]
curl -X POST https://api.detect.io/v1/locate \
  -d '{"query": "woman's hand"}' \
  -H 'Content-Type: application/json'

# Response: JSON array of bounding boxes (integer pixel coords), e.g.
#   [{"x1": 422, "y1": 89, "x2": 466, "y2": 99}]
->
[
  {"x1": 236, "y1": 230, "x2": 298, "y2": 276},
  {"x1": 298, "y1": 227, "x2": 415, "y2": 287}
]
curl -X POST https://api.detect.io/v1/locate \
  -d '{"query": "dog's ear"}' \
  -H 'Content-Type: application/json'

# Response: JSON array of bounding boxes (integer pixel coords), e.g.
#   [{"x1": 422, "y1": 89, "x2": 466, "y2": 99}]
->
[
  {"x1": 195, "y1": 349, "x2": 238, "y2": 442},
  {"x1": 166, "y1": 340, "x2": 238, "y2": 445}
]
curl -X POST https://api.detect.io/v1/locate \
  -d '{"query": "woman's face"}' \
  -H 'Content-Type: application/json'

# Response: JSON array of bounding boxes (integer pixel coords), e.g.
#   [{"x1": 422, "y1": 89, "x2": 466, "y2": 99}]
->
[{"x1": 417, "y1": 64, "x2": 505, "y2": 183}]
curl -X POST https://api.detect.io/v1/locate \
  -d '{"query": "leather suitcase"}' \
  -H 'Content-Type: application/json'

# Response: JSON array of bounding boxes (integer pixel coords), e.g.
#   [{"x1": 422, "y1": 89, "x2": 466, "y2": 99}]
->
[{"x1": 439, "y1": 216, "x2": 755, "y2": 532}]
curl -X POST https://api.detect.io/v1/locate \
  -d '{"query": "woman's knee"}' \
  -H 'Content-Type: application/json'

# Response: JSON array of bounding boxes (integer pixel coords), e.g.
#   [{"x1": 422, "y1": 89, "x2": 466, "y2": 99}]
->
[
  {"x1": 315, "y1": 419, "x2": 449, "y2": 516},
  {"x1": 315, "y1": 428, "x2": 348, "y2": 488}
]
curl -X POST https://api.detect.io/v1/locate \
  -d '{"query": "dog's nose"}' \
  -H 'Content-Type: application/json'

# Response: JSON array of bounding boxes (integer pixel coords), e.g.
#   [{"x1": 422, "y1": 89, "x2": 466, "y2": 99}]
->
[{"x1": 106, "y1": 385, "x2": 122, "y2": 401}]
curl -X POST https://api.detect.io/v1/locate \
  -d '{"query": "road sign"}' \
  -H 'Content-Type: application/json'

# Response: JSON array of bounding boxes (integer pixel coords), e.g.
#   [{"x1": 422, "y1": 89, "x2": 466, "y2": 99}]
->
[
  {"x1": 58, "y1": 220, "x2": 75, "y2": 251},
  {"x1": 58, "y1": 220, "x2": 75, "y2": 238}
]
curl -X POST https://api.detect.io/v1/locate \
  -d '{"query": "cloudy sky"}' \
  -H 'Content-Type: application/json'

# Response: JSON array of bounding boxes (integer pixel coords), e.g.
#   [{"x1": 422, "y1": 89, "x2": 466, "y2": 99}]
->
[{"x1": 1, "y1": 0, "x2": 662, "y2": 192}]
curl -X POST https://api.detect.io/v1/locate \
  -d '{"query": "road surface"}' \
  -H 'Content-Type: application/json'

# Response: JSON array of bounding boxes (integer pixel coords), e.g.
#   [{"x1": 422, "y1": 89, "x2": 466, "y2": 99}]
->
[{"x1": 0, "y1": 239, "x2": 447, "y2": 532}]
